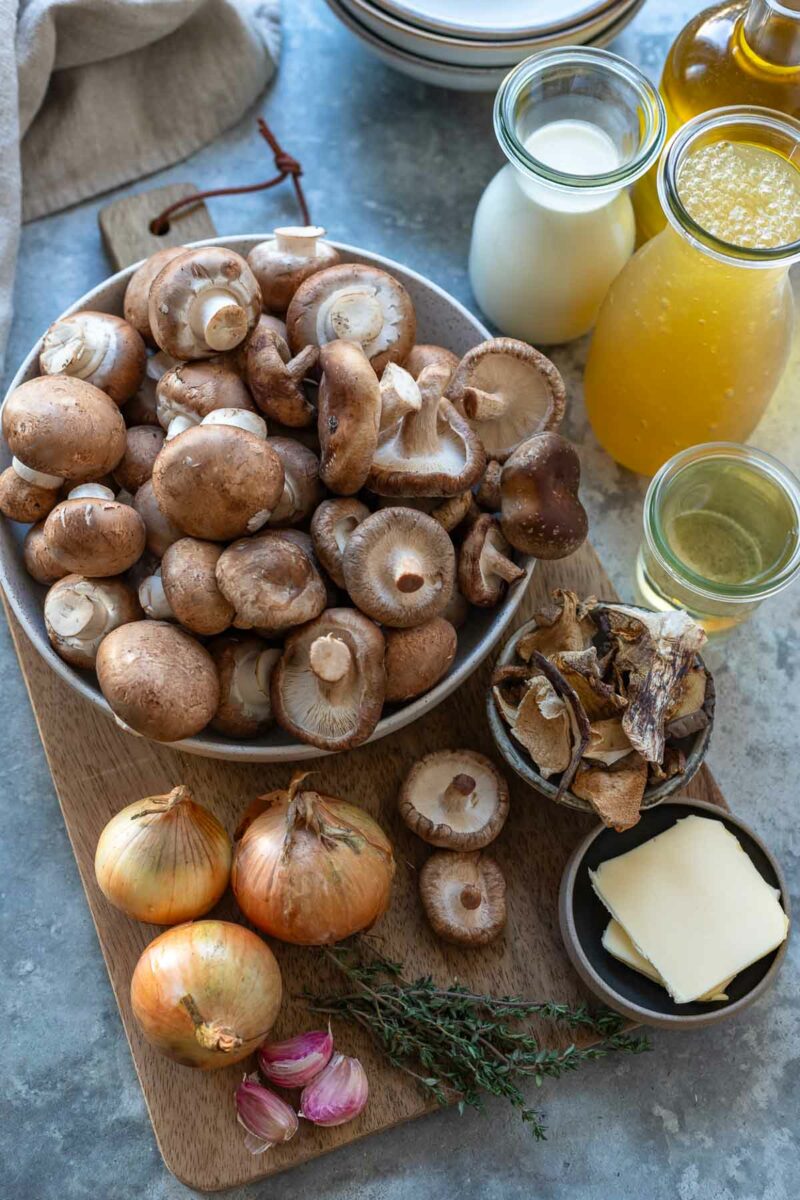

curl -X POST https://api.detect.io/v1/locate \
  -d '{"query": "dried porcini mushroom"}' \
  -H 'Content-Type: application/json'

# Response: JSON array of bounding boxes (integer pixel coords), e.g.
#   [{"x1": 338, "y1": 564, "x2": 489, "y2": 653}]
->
[
  {"x1": 317, "y1": 340, "x2": 381, "y2": 495},
  {"x1": 458, "y1": 514, "x2": 525, "y2": 608},
  {"x1": 446, "y1": 338, "x2": 566, "y2": 462},
  {"x1": 664, "y1": 663, "x2": 710, "y2": 739},
  {"x1": 399, "y1": 749, "x2": 508, "y2": 849},
  {"x1": 505, "y1": 675, "x2": 572, "y2": 779},
  {"x1": 583, "y1": 717, "x2": 633, "y2": 766},
  {"x1": 500, "y1": 433, "x2": 588, "y2": 559},
  {"x1": 419, "y1": 851, "x2": 507, "y2": 946},
  {"x1": 572, "y1": 754, "x2": 648, "y2": 832},
  {"x1": 40, "y1": 311, "x2": 146, "y2": 405},
  {"x1": 148, "y1": 246, "x2": 261, "y2": 359},
  {"x1": 247, "y1": 226, "x2": 340, "y2": 314},
  {"x1": 310, "y1": 498, "x2": 371, "y2": 588},
  {"x1": 245, "y1": 317, "x2": 318, "y2": 427},
  {"x1": 549, "y1": 647, "x2": 626, "y2": 722},
  {"x1": 516, "y1": 590, "x2": 595, "y2": 661}
]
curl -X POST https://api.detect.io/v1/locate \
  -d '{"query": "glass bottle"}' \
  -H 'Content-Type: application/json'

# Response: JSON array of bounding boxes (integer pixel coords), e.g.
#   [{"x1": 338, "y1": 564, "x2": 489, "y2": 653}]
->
[
  {"x1": 634, "y1": 0, "x2": 800, "y2": 243},
  {"x1": 468, "y1": 48, "x2": 665, "y2": 346},
  {"x1": 584, "y1": 106, "x2": 800, "y2": 477}
]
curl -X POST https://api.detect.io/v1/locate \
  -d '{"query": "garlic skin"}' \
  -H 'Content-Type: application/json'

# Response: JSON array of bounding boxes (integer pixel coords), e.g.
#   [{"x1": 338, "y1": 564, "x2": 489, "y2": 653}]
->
[
  {"x1": 298, "y1": 1053, "x2": 369, "y2": 1127},
  {"x1": 235, "y1": 1074, "x2": 299, "y2": 1154},
  {"x1": 258, "y1": 1027, "x2": 334, "y2": 1088}
]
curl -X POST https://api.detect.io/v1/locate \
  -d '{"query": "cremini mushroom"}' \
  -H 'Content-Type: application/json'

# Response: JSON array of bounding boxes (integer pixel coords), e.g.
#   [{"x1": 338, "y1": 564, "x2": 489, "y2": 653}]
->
[
  {"x1": 0, "y1": 466, "x2": 61, "y2": 523},
  {"x1": 208, "y1": 634, "x2": 281, "y2": 738},
  {"x1": 342, "y1": 507, "x2": 455, "y2": 628},
  {"x1": 44, "y1": 484, "x2": 146, "y2": 576},
  {"x1": 245, "y1": 317, "x2": 318, "y2": 427},
  {"x1": 96, "y1": 620, "x2": 220, "y2": 741},
  {"x1": 309, "y1": 497, "x2": 371, "y2": 588},
  {"x1": 287, "y1": 263, "x2": 416, "y2": 374},
  {"x1": 122, "y1": 350, "x2": 177, "y2": 427},
  {"x1": 476, "y1": 461, "x2": 502, "y2": 511},
  {"x1": 266, "y1": 438, "x2": 322, "y2": 527},
  {"x1": 123, "y1": 246, "x2": 187, "y2": 344},
  {"x1": 112, "y1": 425, "x2": 165, "y2": 493},
  {"x1": 39, "y1": 311, "x2": 146, "y2": 405},
  {"x1": 273, "y1": 528, "x2": 339, "y2": 609},
  {"x1": 271, "y1": 607, "x2": 385, "y2": 751},
  {"x1": 215, "y1": 532, "x2": 326, "y2": 633},
  {"x1": 148, "y1": 246, "x2": 261, "y2": 359},
  {"x1": 419, "y1": 851, "x2": 507, "y2": 946},
  {"x1": 138, "y1": 538, "x2": 233, "y2": 635},
  {"x1": 374, "y1": 492, "x2": 474, "y2": 533},
  {"x1": 458, "y1": 514, "x2": 525, "y2": 608},
  {"x1": 23, "y1": 522, "x2": 67, "y2": 585},
  {"x1": 378, "y1": 362, "x2": 421, "y2": 432},
  {"x1": 44, "y1": 574, "x2": 141, "y2": 669},
  {"x1": 384, "y1": 618, "x2": 457, "y2": 703},
  {"x1": 155, "y1": 359, "x2": 254, "y2": 439},
  {"x1": 399, "y1": 749, "x2": 509, "y2": 849},
  {"x1": 368, "y1": 363, "x2": 486, "y2": 498},
  {"x1": 446, "y1": 338, "x2": 565, "y2": 463},
  {"x1": 3, "y1": 375, "x2": 126, "y2": 487},
  {"x1": 132, "y1": 479, "x2": 183, "y2": 558},
  {"x1": 442, "y1": 586, "x2": 469, "y2": 630},
  {"x1": 317, "y1": 340, "x2": 381, "y2": 495},
  {"x1": 151, "y1": 409, "x2": 284, "y2": 540},
  {"x1": 247, "y1": 227, "x2": 340, "y2": 314},
  {"x1": 403, "y1": 344, "x2": 459, "y2": 380},
  {"x1": 500, "y1": 433, "x2": 588, "y2": 559}
]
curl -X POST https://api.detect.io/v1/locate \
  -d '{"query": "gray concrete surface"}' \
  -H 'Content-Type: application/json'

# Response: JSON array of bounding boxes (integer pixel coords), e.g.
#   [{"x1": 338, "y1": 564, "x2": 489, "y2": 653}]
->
[{"x1": 2, "y1": 1, "x2": 798, "y2": 1196}]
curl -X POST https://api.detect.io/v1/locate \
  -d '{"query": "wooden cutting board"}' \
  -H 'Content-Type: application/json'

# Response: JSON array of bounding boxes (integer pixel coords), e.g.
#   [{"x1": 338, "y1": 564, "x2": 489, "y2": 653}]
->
[{"x1": 2, "y1": 192, "x2": 726, "y2": 1192}]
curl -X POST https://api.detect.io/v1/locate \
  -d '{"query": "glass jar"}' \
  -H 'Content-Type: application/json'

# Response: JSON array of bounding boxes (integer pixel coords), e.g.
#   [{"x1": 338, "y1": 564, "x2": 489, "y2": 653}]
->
[
  {"x1": 585, "y1": 106, "x2": 800, "y2": 477},
  {"x1": 468, "y1": 48, "x2": 665, "y2": 346},
  {"x1": 636, "y1": 443, "x2": 800, "y2": 635}
]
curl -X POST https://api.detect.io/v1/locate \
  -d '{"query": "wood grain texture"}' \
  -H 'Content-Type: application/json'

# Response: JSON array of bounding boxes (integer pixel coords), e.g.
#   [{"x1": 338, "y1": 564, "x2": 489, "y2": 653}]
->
[{"x1": 98, "y1": 184, "x2": 216, "y2": 270}]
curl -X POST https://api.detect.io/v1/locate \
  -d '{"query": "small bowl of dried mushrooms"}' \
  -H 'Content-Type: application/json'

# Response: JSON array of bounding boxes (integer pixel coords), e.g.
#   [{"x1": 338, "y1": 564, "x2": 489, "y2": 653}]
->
[{"x1": 487, "y1": 591, "x2": 715, "y2": 830}]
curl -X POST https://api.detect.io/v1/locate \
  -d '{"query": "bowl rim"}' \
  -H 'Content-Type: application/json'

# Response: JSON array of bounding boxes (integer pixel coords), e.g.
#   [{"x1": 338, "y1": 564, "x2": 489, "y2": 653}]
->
[
  {"x1": 0, "y1": 234, "x2": 534, "y2": 762},
  {"x1": 364, "y1": 0, "x2": 630, "y2": 42},
  {"x1": 558, "y1": 797, "x2": 792, "y2": 1029}
]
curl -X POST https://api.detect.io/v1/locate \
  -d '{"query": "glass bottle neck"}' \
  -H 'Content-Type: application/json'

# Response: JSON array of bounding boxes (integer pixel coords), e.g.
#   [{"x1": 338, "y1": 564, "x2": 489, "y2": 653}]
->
[{"x1": 743, "y1": 0, "x2": 800, "y2": 67}]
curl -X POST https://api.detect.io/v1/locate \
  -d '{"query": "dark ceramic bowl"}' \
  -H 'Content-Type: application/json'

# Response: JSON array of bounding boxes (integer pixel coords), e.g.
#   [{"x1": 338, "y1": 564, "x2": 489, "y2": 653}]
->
[
  {"x1": 487, "y1": 608, "x2": 714, "y2": 815},
  {"x1": 559, "y1": 798, "x2": 791, "y2": 1029}
]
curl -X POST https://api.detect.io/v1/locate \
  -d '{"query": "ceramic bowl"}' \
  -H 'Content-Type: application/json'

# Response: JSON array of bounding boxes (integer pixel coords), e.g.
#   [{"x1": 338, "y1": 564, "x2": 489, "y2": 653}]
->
[
  {"x1": 370, "y1": 0, "x2": 627, "y2": 41},
  {"x1": 0, "y1": 236, "x2": 534, "y2": 762},
  {"x1": 559, "y1": 798, "x2": 791, "y2": 1029},
  {"x1": 487, "y1": 610, "x2": 715, "y2": 814}
]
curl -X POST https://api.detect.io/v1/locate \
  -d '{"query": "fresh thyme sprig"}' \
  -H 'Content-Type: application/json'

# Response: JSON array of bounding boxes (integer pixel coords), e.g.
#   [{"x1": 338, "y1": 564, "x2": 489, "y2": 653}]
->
[{"x1": 305, "y1": 940, "x2": 650, "y2": 1139}]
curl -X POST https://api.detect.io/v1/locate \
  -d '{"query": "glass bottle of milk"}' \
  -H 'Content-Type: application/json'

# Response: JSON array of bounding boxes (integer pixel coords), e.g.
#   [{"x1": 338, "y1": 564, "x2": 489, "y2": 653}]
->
[{"x1": 469, "y1": 48, "x2": 666, "y2": 346}]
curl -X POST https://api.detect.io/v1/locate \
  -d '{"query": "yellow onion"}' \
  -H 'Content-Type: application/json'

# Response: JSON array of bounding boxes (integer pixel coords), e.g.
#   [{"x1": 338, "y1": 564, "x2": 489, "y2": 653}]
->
[
  {"x1": 232, "y1": 772, "x2": 395, "y2": 945},
  {"x1": 131, "y1": 920, "x2": 282, "y2": 1069},
  {"x1": 94, "y1": 785, "x2": 231, "y2": 924}
]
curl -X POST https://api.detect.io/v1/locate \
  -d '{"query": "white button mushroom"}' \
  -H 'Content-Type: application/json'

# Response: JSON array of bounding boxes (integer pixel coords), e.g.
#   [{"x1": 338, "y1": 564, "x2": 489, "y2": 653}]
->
[
  {"x1": 39, "y1": 311, "x2": 146, "y2": 405},
  {"x1": 44, "y1": 484, "x2": 146, "y2": 577},
  {"x1": 44, "y1": 574, "x2": 142, "y2": 669},
  {"x1": 148, "y1": 246, "x2": 261, "y2": 360},
  {"x1": 208, "y1": 634, "x2": 281, "y2": 738},
  {"x1": 247, "y1": 226, "x2": 340, "y2": 314},
  {"x1": 215, "y1": 532, "x2": 327, "y2": 633},
  {"x1": 317, "y1": 340, "x2": 381, "y2": 495}
]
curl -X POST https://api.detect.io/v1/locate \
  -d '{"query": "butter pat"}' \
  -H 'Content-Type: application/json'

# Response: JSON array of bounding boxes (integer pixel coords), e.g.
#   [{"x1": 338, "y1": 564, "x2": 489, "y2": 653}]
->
[
  {"x1": 590, "y1": 816, "x2": 788, "y2": 1004},
  {"x1": 602, "y1": 920, "x2": 732, "y2": 1002}
]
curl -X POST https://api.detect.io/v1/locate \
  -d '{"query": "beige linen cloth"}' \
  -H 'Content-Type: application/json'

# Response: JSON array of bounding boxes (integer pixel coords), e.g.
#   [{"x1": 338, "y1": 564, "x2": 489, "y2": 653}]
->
[{"x1": 0, "y1": 0, "x2": 281, "y2": 369}]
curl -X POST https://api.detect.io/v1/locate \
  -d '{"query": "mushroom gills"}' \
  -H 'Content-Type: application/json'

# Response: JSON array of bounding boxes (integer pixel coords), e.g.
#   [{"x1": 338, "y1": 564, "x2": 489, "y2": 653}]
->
[
  {"x1": 317, "y1": 285, "x2": 388, "y2": 354},
  {"x1": 139, "y1": 571, "x2": 174, "y2": 620},
  {"x1": 46, "y1": 583, "x2": 112, "y2": 642},
  {"x1": 230, "y1": 648, "x2": 279, "y2": 719}
]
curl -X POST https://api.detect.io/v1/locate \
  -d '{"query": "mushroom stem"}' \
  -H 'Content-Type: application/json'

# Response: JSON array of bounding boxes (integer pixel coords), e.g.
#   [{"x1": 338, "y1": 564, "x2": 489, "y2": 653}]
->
[
  {"x1": 380, "y1": 364, "x2": 422, "y2": 432},
  {"x1": 138, "y1": 573, "x2": 174, "y2": 621},
  {"x1": 461, "y1": 387, "x2": 507, "y2": 422},
  {"x1": 459, "y1": 884, "x2": 483, "y2": 911},
  {"x1": 327, "y1": 289, "x2": 385, "y2": 344},
  {"x1": 274, "y1": 225, "x2": 326, "y2": 256},
  {"x1": 67, "y1": 483, "x2": 116, "y2": 502},
  {"x1": 482, "y1": 541, "x2": 525, "y2": 585},
  {"x1": 392, "y1": 552, "x2": 425, "y2": 594},
  {"x1": 46, "y1": 585, "x2": 110, "y2": 640},
  {"x1": 309, "y1": 634, "x2": 353, "y2": 683},
  {"x1": 286, "y1": 344, "x2": 319, "y2": 384},
  {"x1": 201, "y1": 409, "x2": 267, "y2": 439},
  {"x1": 165, "y1": 414, "x2": 196, "y2": 441},
  {"x1": 192, "y1": 290, "x2": 248, "y2": 352},
  {"x1": 12, "y1": 457, "x2": 63, "y2": 490},
  {"x1": 396, "y1": 366, "x2": 450, "y2": 458},
  {"x1": 442, "y1": 773, "x2": 478, "y2": 812}
]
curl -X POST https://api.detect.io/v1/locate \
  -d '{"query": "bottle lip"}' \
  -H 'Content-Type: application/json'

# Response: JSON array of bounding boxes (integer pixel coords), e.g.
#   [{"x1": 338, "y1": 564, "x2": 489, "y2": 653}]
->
[
  {"x1": 644, "y1": 442, "x2": 800, "y2": 603},
  {"x1": 493, "y1": 47, "x2": 666, "y2": 194},
  {"x1": 657, "y1": 105, "x2": 800, "y2": 268}
]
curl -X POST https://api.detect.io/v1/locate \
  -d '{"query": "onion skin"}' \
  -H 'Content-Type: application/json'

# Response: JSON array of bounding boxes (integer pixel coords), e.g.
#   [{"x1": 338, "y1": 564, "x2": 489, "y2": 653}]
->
[
  {"x1": 94, "y1": 785, "x2": 232, "y2": 925},
  {"x1": 130, "y1": 920, "x2": 282, "y2": 1069},
  {"x1": 232, "y1": 775, "x2": 395, "y2": 945}
]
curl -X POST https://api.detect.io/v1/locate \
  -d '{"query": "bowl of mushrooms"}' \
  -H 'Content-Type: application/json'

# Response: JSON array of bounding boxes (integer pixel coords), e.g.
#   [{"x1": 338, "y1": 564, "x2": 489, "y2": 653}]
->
[{"x1": 0, "y1": 232, "x2": 585, "y2": 760}]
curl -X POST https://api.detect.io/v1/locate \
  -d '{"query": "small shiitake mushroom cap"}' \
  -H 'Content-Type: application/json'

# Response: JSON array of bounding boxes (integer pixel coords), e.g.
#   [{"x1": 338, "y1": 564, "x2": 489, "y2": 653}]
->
[
  {"x1": 342, "y1": 507, "x2": 455, "y2": 629},
  {"x1": 458, "y1": 514, "x2": 525, "y2": 608},
  {"x1": 155, "y1": 359, "x2": 253, "y2": 435},
  {"x1": 148, "y1": 246, "x2": 261, "y2": 359},
  {"x1": 39, "y1": 311, "x2": 147, "y2": 405},
  {"x1": 310, "y1": 497, "x2": 371, "y2": 588},
  {"x1": 419, "y1": 851, "x2": 507, "y2": 946},
  {"x1": 317, "y1": 340, "x2": 381, "y2": 496},
  {"x1": 3, "y1": 375, "x2": 127, "y2": 481},
  {"x1": 216, "y1": 532, "x2": 327, "y2": 633},
  {"x1": 500, "y1": 433, "x2": 588, "y2": 559},
  {"x1": 23, "y1": 522, "x2": 67, "y2": 585},
  {"x1": 96, "y1": 620, "x2": 220, "y2": 741},
  {"x1": 208, "y1": 634, "x2": 280, "y2": 738},
  {"x1": 132, "y1": 479, "x2": 183, "y2": 558},
  {"x1": 266, "y1": 438, "x2": 323, "y2": 527},
  {"x1": 272, "y1": 529, "x2": 339, "y2": 609},
  {"x1": 44, "y1": 491, "x2": 146, "y2": 576},
  {"x1": 247, "y1": 227, "x2": 340, "y2": 314},
  {"x1": 112, "y1": 425, "x2": 165, "y2": 493},
  {"x1": 245, "y1": 316, "x2": 318, "y2": 428},
  {"x1": 124, "y1": 246, "x2": 187, "y2": 345},
  {"x1": 44, "y1": 574, "x2": 142, "y2": 669},
  {"x1": 399, "y1": 749, "x2": 509, "y2": 850},
  {"x1": 384, "y1": 618, "x2": 457, "y2": 703},
  {"x1": 0, "y1": 466, "x2": 60, "y2": 523},
  {"x1": 403, "y1": 344, "x2": 459, "y2": 380},
  {"x1": 160, "y1": 538, "x2": 234, "y2": 635}
]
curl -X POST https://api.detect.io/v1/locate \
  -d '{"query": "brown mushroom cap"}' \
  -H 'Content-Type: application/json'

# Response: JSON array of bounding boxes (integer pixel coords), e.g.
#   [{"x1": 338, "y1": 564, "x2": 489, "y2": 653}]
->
[
  {"x1": 500, "y1": 433, "x2": 588, "y2": 559},
  {"x1": 132, "y1": 479, "x2": 183, "y2": 557},
  {"x1": 155, "y1": 359, "x2": 254, "y2": 436},
  {"x1": 112, "y1": 425, "x2": 165, "y2": 493},
  {"x1": 368, "y1": 363, "x2": 486, "y2": 498},
  {"x1": 446, "y1": 338, "x2": 566, "y2": 463},
  {"x1": 148, "y1": 246, "x2": 261, "y2": 359},
  {"x1": 151, "y1": 419, "x2": 284, "y2": 541},
  {"x1": 442, "y1": 586, "x2": 469, "y2": 630},
  {"x1": 403, "y1": 344, "x2": 459, "y2": 380},
  {"x1": 245, "y1": 317, "x2": 318, "y2": 427},
  {"x1": 384, "y1": 618, "x2": 457, "y2": 703},
  {"x1": 3, "y1": 376, "x2": 126, "y2": 482},
  {"x1": 458, "y1": 514, "x2": 525, "y2": 608},
  {"x1": 44, "y1": 487, "x2": 146, "y2": 576},
  {"x1": 273, "y1": 529, "x2": 339, "y2": 609},
  {"x1": 39, "y1": 311, "x2": 146, "y2": 406},
  {"x1": 23, "y1": 522, "x2": 67, "y2": 585},
  {"x1": 419, "y1": 851, "x2": 507, "y2": 945},
  {"x1": 158, "y1": 538, "x2": 234, "y2": 635},
  {"x1": 271, "y1": 607, "x2": 386, "y2": 751},
  {"x1": 96, "y1": 620, "x2": 220, "y2": 741},
  {"x1": 377, "y1": 491, "x2": 473, "y2": 533},
  {"x1": 123, "y1": 246, "x2": 187, "y2": 345},
  {"x1": 310, "y1": 497, "x2": 371, "y2": 588},
  {"x1": 44, "y1": 574, "x2": 142, "y2": 669},
  {"x1": 287, "y1": 262, "x2": 416, "y2": 374},
  {"x1": 208, "y1": 634, "x2": 280, "y2": 738},
  {"x1": 0, "y1": 466, "x2": 60, "y2": 523},
  {"x1": 342, "y1": 507, "x2": 456, "y2": 628},
  {"x1": 247, "y1": 227, "x2": 341, "y2": 314},
  {"x1": 266, "y1": 438, "x2": 323, "y2": 527},
  {"x1": 215, "y1": 532, "x2": 327, "y2": 633},
  {"x1": 399, "y1": 750, "x2": 509, "y2": 849},
  {"x1": 122, "y1": 350, "x2": 176, "y2": 427},
  {"x1": 317, "y1": 340, "x2": 381, "y2": 495},
  {"x1": 476, "y1": 460, "x2": 502, "y2": 512}
]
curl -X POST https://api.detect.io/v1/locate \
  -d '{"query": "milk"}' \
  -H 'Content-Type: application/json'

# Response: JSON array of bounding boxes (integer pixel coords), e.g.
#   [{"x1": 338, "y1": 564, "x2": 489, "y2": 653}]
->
[{"x1": 469, "y1": 119, "x2": 635, "y2": 345}]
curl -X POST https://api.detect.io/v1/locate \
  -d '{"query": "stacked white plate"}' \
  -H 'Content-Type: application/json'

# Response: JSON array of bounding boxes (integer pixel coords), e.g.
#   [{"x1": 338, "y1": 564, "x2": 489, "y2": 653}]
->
[{"x1": 325, "y1": 0, "x2": 647, "y2": 90}]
